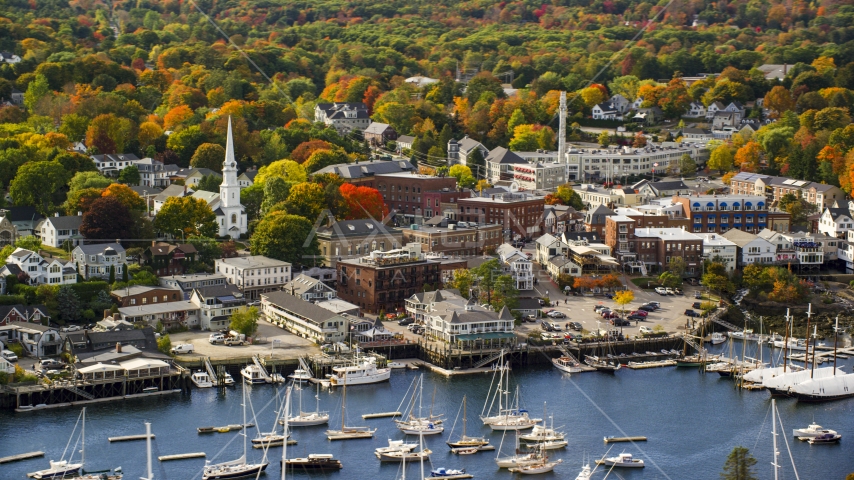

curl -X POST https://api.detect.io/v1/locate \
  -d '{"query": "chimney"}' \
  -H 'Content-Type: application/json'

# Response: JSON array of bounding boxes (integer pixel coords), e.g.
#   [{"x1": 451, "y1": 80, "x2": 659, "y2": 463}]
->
[
  {"x1": 103, "y1": 309, "x2": 110, "y2": 319},
  {"x1": 54, "y1": 212, "x2": 59, "y2": 217},
  {"x1": 116, "y1": 342, "x2": 122, "y2": 353},
  {"x1": 77, "y1": 211, "x2": 82, "y2": 216}
]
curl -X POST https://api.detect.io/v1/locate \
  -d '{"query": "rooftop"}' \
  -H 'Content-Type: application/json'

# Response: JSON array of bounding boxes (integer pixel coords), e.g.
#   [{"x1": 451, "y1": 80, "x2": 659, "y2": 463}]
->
[
  {"x1": 216, "y1": 255, "x2": 291, "y2": 268},
  {"x1": 634, "y1": 227, "x2": 702, "y2": 241}
]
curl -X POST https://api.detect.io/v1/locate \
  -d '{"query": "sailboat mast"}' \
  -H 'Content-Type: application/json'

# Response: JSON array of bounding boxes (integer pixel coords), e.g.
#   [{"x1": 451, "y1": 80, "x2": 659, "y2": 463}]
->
[
  {"x1": 783, "y1": 309, "x2": 790, "y2": 373},
  {"x1": 242, "y1": 379, "x2": 248, "y2": 460},
  {"x1": 833, "y1": 315, "x2": 839, "y2": 375},
  {"x1": 144, "y1": 422, "x2": 153, "y2": 480},
  {"x1": 804, "y1": 303, "x2": 812, "y2": 371},
  {"x1": 282, "y1": 387, "x2": 290, "y2": 480},
  {"x1": 810, "y1": 325, "x2": 817, "y2": 378},
  {"x1": 462, "y1": 395, "x2": 467, "y2": 438},
  {"x1": 772, "y1": 399, "x2": 779, "y2": 480},
  {"x1": 759, "y1": 316, "x2": 763, "y2": 365},
  {"x1": 81, "y1": 407, "x2": 85, "y2": 467},
  {"x1": 342, "y1": 371, "x2": 347, "y2": 431}
]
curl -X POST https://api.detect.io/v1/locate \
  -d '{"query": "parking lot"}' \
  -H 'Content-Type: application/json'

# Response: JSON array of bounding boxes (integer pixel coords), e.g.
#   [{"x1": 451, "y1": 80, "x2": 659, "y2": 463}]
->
[{"x1": 169, "y1": 320, "x2": 321, "y2": 361}]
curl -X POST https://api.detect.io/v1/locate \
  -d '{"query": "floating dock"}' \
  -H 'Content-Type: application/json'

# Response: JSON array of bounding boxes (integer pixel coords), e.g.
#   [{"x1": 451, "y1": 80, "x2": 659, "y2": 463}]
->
[
  {"x1": 197, "y1": 423, "x2": 254, "y2": 433},
  {"x1": 109, "y1": 434, "x2": 155, "y2": 442},
  {"x1": 158, "y1": 452, "x2": 206, "y2": 462},
  {"x1": 0, "y1": 451, "x2": 44, "y2": 464},
  {"x1": 604, "y1": 436, "x2": 647, "y2": 443},
  {"x1": 362, "y1": 411, "x2": 402, "y2": 419}
]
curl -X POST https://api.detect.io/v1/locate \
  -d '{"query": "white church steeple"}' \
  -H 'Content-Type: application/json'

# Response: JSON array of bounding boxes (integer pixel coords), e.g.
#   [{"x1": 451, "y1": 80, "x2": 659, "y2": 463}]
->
[{"x1": 218, "y1": 116, "x2": 246, "y2": 237}]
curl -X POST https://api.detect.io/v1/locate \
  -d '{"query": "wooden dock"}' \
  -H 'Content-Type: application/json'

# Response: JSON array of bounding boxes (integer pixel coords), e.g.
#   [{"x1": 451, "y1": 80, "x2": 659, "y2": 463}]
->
[
  {"x1": 108, "y1": 434, "x2": 155, "y2": 442},
  {"x1": 0, "y1": 451, "x2": 44, "y2": 464},
  {"x1": 198, "y1": 423, "x2": 254, "y2": 433},
  {"x1": 158, "y1": 452, "x2": 206, "y2": 462},
  {"x1": 362, "y1": 411, "x2": 401, "y2": 419},
  {"x1": 604, "y1": 436, "x2": 647, "y2": 443}
]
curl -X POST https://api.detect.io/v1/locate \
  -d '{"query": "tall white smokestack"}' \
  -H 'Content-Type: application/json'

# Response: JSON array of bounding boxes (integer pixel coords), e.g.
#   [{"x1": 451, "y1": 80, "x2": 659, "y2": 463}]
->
[{"x1": 558, "y1": 91, "x2": 567, "y2": 179}]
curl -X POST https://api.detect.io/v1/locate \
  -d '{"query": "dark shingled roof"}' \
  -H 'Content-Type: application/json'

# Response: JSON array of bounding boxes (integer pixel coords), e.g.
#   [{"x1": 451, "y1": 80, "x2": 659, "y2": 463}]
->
[{"x1": 261, "y1": 291, "x2": 339, "y2": 325}]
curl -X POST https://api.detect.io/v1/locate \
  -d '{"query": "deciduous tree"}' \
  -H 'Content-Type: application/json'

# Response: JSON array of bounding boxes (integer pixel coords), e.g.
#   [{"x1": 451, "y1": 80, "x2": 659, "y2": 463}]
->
[
  {"x1": 154, "y1": 197, "x2": 218, "y2": 238},
  {"x1": 708, "y1": 144, "x2": 734, "y2": 173},
  {"x1": 10, "y1": 161, "x2": 69, "y2": 215},
  {"x1": 339, "y1": 183, "x2": 388, "y2": 220},
  {"x1": 250, "y1": 212, "x2": 320, "y2": 268},
  {"x1": 117, "y1": 165, "x2": 140, "y2": 185},
  {"x1": 102, "y1": 184, "x2": 145, "y2": 210},
  {"x1": 81, "y1": 196, "x2": 133, "y2": 239},
  {"x1": 190, "y1": 143, "x2": 225, "y2": 173},
  {"x1": 284, "y1": 182, "x2": 326, "y2": 220},
  {"x1": 230, "y1": 306, "x2": 259, "y2": 337}
]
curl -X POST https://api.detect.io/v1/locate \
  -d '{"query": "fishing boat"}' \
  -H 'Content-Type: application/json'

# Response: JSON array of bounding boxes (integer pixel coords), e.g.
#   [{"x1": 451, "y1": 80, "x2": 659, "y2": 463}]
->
[
  {"x1": 806, "y1": 433, "x2": 842, "y2": 444},
  {"x1": 325, "y1": 371, "x2": 376, "y2": 440},
  {"x1": 388, "y1": 362, "x2": 406, "y2": 369},
  {"x1": 328, "y1": 356, "x2": 390, "y2": 386},
  {"x1": 191, "y1": 371, "x2": 214, "y2": 388},
  {"x1": 710, "y1": 332, "x2": 727, "y2": 345},
  {"x1": 28, "y1": 410, "x2": 85, "y2": 479},
  {"x1": 793, "y1": 423, "x2": 837, "y2": 438},
  {"x1": 446, "y1": 396, "x2": 490, "y2": 449},
  {"x1": 551, "y1": 356, "x2": 583, "y2": 374},
  {"x1": 284, "y1": 382, "x2": 329, "y2": 427},
  {"x1": 240, "y1": 364, "x2": 268, "y2": 385},
  {"x1": 283, "y1": 454, "x2": 342, "y2": 471},
  {"x1": 598, "y1": 453, "x2": 644, "y2": 468},
  {"x1": 201, "y1": 384, "x2": 269, "y2": 480}
]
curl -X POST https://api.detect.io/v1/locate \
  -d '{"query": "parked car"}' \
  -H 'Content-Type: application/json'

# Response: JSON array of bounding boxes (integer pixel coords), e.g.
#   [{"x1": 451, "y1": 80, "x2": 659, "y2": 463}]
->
[
  {"x1": 604, "y1": 293, "x2": 614, "y2": 299},
  {"x1": 224, "y1": 336, "x2": 245, "y2": 346},
  {"x1": 599, "y1": 309, "x2": 614, "y2": 317},
  {"x1": 540, "y1": 320, "x2": 554, "y2": 332},
  {"x1": 61, "y1": 325, "x2": 81, "y2": 333},
  {"x1": 644, "y1": 302, "x2": 661, "y2": 309},
  {"x1": 1, "y1": 350, "x2": 18, "y2": 362},
  {"x1": 684, "y1": 309, "x2": 700, "y2": 317},
  {"x1": 674, "y1": 288, "x2": 683, "y2": 295},
  {"x1": 564, "y1": 333, "x2": 582, "y2": 342},
  {"x1": 694, "y1": 291, "x2": 703, "y2": 299},
  {"x1": 550, "y1": 322, "x2": 563, "y2": 332},
  {"x1": 398, "y1": 317, "x2": 415, "y2": 326},
  {"x1": 209, "y1": 333, "x2": 226, "y2": 344},
  {"x1": 638, "y1": 305, "x2": 656, "y2": 312},
  {"x1": 594, "y1": 305, "x2": 610, "y2": 313},
  {"x1": 171, "y1": 344, "x2": 195, "y2": 354},
  {"x1": 570, "y1": 322, "x2": 583, "y2": 331},
  {"x1": 627, "y1": 314, "x2": 646, "y2": 321},
  {"x1": 525, "y1": 314, "x2": 538, "y2": 322},
  {"x1": 665, "y1": 288, "x2": 675, "y2": 295},
  {"x1": 601, "y1": 311, "x2": 618, "y2": 319},
  {"x1": 39, "y1": 359, "x2": 65, "y2": 370},
  {"x1": 630, "y1": 310, "x2": 648, "y2": 317},
  {"x1": 655, "y1": 287, "x2": 668, "y2": 295},
  {"x1": 639, "y1": 326, "x2": 653, "y2": 334},
  {"x1": 692, "y1": 302, "x2": 702, "y2": 309},
  {"x1": 610, "y1": 319, "x2": 631, "y2": 326},
  {"x1": 547, "y1": 311, "x2": 566, "y2": 319}
]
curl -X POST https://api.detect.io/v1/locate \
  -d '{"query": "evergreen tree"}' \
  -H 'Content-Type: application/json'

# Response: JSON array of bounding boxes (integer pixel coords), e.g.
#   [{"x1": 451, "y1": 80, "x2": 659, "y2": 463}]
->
[
  {"x1": 108, "y1": 265, "x2": 115, "y2": 284},
  {"x1": 56, "y1": 286, "x2": 81, "y2": 324},
  {"x1": 438, "y1": 124, "x2": 453, "y2": 155},
  {"x1": 122, "y1": 265, "x2": 129, "y2": 283},
  {"x1": 720, "y1": 446, "x2": 757, "y2": 480}
]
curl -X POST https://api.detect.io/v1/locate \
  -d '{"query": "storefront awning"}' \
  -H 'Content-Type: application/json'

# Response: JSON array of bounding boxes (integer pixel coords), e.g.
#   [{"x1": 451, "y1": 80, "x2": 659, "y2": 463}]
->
[{"x1": 455, "y1": 333, "x2": 516, "y2": 341}]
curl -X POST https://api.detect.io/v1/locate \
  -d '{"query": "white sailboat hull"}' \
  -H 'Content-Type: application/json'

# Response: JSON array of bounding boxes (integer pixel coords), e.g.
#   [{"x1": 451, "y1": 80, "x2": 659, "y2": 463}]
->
[
  {"x1": 285, "y1": 413, "x2": 329, "y2": 426},
  {"x1": 509, "y1": 459, "x2": 562, "y2": 474},
  {"x1": 495, "y1": 455, "x2": 539, "y2": 469},
  {"x1": 763, "y1": 367, "x2": 844, "y2": 393}
]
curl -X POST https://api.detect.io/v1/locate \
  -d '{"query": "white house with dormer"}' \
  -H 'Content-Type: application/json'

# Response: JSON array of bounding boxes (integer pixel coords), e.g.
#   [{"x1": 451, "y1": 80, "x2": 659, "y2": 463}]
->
[
  {"x1": 495, "y1": 243, "x2": 533, "y2": 291},
  {"x1": 631, "y1": 97, "x2": 644, "y2": 110},
  {"x1": 37, "y1": 213, "x2": 82, "y2": 248},
  {"x1": 688, "y1": 102, "x2": 706, "y2": 117},
  {"x1": 609, "y1": 94, "x2": 631, "y2": 114},
  {"x1": 818, "y1": 206, "x2": 854, "y2": 239},
  {"x1": 592, "y1": 102, "x2": 619, "y2": 120},
  {"x1": 1, "y1": 248, "x2": 77, "y2": 285},
  {"x1": 705, "y1": 101, "x2": 725, "y2": 119},
  {"x1": 0, "y1": 52, "x2": 21, "y2": 64}
]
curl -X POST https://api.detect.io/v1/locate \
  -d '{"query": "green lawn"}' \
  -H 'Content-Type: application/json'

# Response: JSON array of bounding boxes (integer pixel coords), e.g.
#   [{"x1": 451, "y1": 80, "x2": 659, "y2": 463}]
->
[
  {"x1": 630, "y1": 277, "x2": 659, "y2": 289},
  {"x1": 39, "y1": 245, "x2": 71, "y2": 260}
]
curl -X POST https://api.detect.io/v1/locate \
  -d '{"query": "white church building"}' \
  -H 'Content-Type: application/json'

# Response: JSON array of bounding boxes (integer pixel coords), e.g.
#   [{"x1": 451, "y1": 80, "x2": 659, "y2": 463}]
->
[{"x1": 188, "y1": 117, "x2": 248, "y2": 238}]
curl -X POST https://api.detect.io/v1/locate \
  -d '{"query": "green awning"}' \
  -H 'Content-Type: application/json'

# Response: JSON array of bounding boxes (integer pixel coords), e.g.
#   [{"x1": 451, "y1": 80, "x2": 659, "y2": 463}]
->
[{"x1": 454, "y1": 332, "x2": 517, "y2": 341}]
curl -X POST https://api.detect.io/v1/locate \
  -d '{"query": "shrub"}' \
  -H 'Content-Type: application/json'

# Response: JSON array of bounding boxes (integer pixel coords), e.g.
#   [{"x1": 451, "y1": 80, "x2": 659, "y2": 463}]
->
[
  {"x1": 157, "y1": 334, "x2": 172, "y2": 355},
  {"x1": 6, "y1": 342, "x2": 23, "y2": 357}
]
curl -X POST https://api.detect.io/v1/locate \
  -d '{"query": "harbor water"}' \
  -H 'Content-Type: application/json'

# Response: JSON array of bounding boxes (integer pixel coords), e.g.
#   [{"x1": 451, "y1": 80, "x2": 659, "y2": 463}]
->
[{"x1": 2, "y1": 344, "x2": 852, "y2": 479}]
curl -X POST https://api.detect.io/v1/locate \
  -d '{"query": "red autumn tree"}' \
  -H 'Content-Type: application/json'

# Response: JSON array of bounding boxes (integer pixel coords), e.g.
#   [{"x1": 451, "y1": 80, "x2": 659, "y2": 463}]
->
[
  {"x1": 80, "y1": 196, "x2": 133, "y2": 240},
  {"x1": 290, "y1": 139, "x2": 333, "y2": 163},
  {"x1": 339, "y1": 183, "x2": 388, "y2": 220}
]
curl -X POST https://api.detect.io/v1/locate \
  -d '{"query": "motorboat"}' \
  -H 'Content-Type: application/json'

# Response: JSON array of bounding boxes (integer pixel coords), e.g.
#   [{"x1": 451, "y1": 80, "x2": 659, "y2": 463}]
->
[
  {"x1": 202, "y1": 384, "x2": 268, "y2": 480},
  {"x1": 599, "y1": 453, "x2": 644, "y2": 468},
  {"x1": 806, "y1": 433, "x2": 841, "y2": 444},
  {"x1": 285, "y1": 383, "x2": 329, "y2": 427},
  {"x1": 329, "y1": 356, "x2": 390, "y2": 386},
  {"x1": 520, "y1": 425, "x2": 565, "y2": 443},
  {"x1": 191, "y1": 371, "x2": 214, "y2": 388},
  {"x1": 540, "y1": 439, "x2": 568, "y2": 450},
  {"x1": 430, "y1": 467, "x2": 471, "y2": 479},
  {"x1": 375, "y1": 439, "x2": 417, "y2": 456},
  {"x1": 283, "y1": 454, "x2": 342, "y2": 471},
  {"x1": 710, "y1": 332, "x2": 727, "y2": 345},
  {"x1": 388, "y1": 362, "x2": 406, "y2": 369},
  {"x1": 790, "y1": 373, "x2": 854, "y2": 402},
  {"x1": 287, "y1": 368, "x2": 312, "y2": 382},
  {"x1": 551, "y1": 356, "x2": 583, "y2": 374},
  {"x1": 221, "y1": 372, "x2": 235, "y2": 386},
  {"x1": 574, "y1": 464, "x2": 592, "y2": 480},
  {"x1": 28, "y1": 460, "x2": 83, "y2": 479},
  {"x1": 793, "y1": 423, "x2": 837, "y2": 438},
  {"x1": 240, "y1": 365, "x2": 267, "y2": 384}
]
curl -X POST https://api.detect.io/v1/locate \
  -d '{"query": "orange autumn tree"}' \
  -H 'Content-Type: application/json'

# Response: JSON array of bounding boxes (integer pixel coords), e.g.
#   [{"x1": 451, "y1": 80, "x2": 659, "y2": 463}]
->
[
  {"x1": 734, "y1": 141, "x2": 762, "y2": 172},
  {"x1": 102, "y1": 184, "x2": 146, "y2": 210},
  {"x1": 339, "y1": 183, "x2": 388, "y2": 220}
]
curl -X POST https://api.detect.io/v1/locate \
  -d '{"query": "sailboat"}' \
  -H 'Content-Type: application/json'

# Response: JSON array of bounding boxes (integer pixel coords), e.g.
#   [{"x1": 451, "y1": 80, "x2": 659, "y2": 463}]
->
[
  {"x1": 30, "y1": 408, "x2": 122, "y2": 480},
  {"x1": 791, "y1": 316, "x2": 854, "y2": 402},
  {"x1": 252, "y1": 395, "x2": 289, "y2": 449},
  {"x1": 494, "y1": 430, "x2": 540, "y2": 469},
  {"x1": 480, "y1": 361, "x2": 539, "y2": 430},
  {"x1": 584, "y1": 334, "x2": 621, "y2": 373},
  {"x1": 520, "y1": 404, "x2": 566, "y2": 449},
  {"x1": 28, "y1": 409, "x2": 85, "y2": 479},
  {"x1": 446, "y1": 396, "x2": 490, "y2": 450},
  {"x1": 284, "y1": 382, "x2": 329, "y2": 427},
  {"x1": 202, "y1": 382, "x2": 269, "y2": 480},
  {"x1": 397, "y1": 375, "x2": 444, "y2": 435},
  {"x1": 281, "y1": 389, "x2": 342, "y2": 472},
  {"x1": 507, "y1": 443, "x2": 562, "y2": 474},
  {"x1": 325, "y1": 370, "x2": 376, "y2": 440}
]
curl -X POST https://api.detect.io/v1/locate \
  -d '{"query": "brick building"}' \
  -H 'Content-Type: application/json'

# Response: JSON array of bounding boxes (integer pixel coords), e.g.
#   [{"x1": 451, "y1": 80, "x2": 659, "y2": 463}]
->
[
  {"x1": 315, "y1": 219, "x2": 403, "y2": 267},
  {"x1": 634, "y1": 227, "x2": 704, "y2": 277},
  {"x1": 730, "y1": 172, "x2": 845, "y2": 212},
  {"x1": 456, "y1": 193, "x2": 545, "y2": 240},
  {"x1": 110, "y1": 285, "x2": 184, "y2": 308},
  {"x1": 401, "y1": 223, "x2": 503, "y2": 257},
  {"x1": 140, "y1": 242, "x2": 198, "y2": 276},
  {"x1": 422, "y1": 189, "x2": 471, "y2": 219},
  {"x1": 336, "y1": 244, "x2": 440, "y2": 314},
  {"x1": 671, "y1": 194, "x2": 791, "y2": 234},
  {"x1": 373, "y1": 173, "x2": 458, "y2": 220}
]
